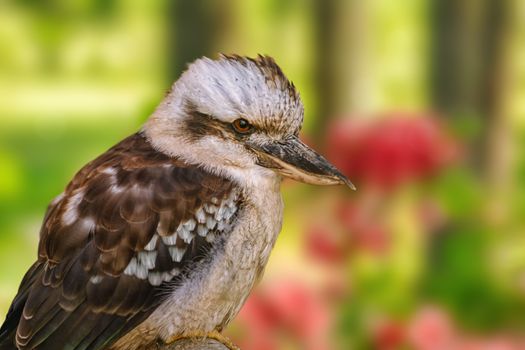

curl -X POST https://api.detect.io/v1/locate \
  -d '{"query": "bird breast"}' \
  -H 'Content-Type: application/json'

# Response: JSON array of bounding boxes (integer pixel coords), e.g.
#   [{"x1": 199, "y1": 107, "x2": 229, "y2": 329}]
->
[{"x1": 137, "y1": 175, "x2": 284, "y2": 342}]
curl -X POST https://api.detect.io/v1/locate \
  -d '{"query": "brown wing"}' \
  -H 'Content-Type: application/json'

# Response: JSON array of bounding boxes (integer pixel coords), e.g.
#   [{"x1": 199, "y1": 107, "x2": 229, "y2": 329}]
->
[{"x1": 0, "y1": 133, "x2": 240, "y2": 350}]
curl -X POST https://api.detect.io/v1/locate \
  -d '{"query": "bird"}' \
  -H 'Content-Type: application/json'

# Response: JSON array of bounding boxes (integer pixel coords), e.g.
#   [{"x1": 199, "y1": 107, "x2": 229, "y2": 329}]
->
[{"x1": 0, "y1": 54, "x2": 354, "y2": 350}]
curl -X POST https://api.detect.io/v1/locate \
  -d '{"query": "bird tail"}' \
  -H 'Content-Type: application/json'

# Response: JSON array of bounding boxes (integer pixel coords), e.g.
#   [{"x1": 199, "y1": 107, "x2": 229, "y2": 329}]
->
[
  {"x1": 0, "y1": 263, "x2": 43, "y2": 350},
  {"x1": 0, "y1": 325, "x2": 17, "y2": 350},
  {"x1": 0, "y1": 290, "x2": 25, "y2": 350}
]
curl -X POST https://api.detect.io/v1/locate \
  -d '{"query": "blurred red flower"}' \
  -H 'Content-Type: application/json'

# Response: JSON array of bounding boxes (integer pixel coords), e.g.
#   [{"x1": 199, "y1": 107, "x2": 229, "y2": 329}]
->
[
  {"x1": 337, "y1": 200, "x2": 390, "y2": 255},
  {"x1": 232, "y1": 280, "x2": 331, "y2": 350},
  {"x1": 305, "y1": 225, "x2": 346, "y2": 264},
  {"x1": 326, "y1": 113, "x2": 459, "y2": 189},
  {"x1": 457, "y1": 338, "x2": 520, "y2": 350},
  {"x1": 304, "y1": 202, "x2": 390, "y2": 264},
  {"x1": 369, "y1": 308, "x2": 525, "y2": 350},
  {"x1": 373, "y1": 319, "x2": 406, "y2": 350},
  {"x1": 407, "y1": 306, "x2": 455, "y2": 350}
]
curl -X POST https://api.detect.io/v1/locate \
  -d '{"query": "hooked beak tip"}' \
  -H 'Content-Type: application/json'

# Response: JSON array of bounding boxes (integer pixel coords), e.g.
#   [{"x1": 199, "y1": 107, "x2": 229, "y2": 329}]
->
[
  {"x1": 344, "y1": 178, "x2": 357, "y2": 191},
  {"x1": 334, "y1": 173, "x2": 356, "y2": 190}
]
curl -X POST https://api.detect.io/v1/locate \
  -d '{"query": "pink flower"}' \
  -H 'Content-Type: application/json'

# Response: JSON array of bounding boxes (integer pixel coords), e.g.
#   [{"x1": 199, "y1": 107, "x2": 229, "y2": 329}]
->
[
  {"x1": 305, "y1": 225, "x2": 346, "y2": 264},
  {"x1": 373, "y1": 319, "x2": 406, "y2": 350},
  {"x1": 230, "y1": 280, "x2": 331, "y2": 350},
  {"x1": 326, "y1": 113, "x2": 459, "y2": 189},
  {"x1": 352, "y1": 224, "x2": 389, "y2": 254},
  {"x1": 229, "y1": 293, "x2": 279, "y2": 350},
  {"x1": 337, "y1": 200, "x2": 390, "y2": 255},
  {"x1": 407, "y1": 306, "x2": 455, "y2": 350},
  {"x1": 457, "y1": 337, "x2": 523, "y2": 350}
]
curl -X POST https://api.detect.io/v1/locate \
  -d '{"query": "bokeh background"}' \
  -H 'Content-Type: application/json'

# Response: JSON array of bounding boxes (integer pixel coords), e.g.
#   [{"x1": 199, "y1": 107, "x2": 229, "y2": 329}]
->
[{"x1": 1, "y1": 0, "x2": 525, "y2": 349}]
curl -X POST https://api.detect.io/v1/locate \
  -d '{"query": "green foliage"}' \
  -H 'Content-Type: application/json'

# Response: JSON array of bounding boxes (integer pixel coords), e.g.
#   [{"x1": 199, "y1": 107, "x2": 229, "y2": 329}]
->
[
  {"x1": 424, "y1": 225, "x2": 525, "y2": 332},
  {"x1": 430, "y1": 168, "x2": 483, "y2": 219}
]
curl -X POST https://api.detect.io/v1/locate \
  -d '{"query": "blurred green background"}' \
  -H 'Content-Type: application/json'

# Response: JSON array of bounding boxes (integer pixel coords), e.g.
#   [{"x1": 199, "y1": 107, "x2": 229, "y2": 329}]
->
[{"x1": 1, "y1": 0, "x2": 524, "y2": 349}]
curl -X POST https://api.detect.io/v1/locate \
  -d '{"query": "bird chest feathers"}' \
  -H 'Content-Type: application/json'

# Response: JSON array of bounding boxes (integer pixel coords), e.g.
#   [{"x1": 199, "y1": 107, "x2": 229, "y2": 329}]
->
[{"x1": 136, "y1": 174, "x2": 284, "y2": 344}]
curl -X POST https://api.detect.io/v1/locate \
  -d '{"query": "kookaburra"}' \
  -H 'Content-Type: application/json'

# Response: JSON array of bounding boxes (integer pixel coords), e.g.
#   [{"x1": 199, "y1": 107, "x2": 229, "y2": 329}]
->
[{"x1": 0, "y1": 55, "x2": 353, "y2": 350}]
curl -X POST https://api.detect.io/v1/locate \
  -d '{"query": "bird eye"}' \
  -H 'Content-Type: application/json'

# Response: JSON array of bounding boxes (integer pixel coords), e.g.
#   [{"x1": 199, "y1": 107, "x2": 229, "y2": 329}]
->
[{"x1": 232, "y1": 118, "x2": 253, "y2": 134}]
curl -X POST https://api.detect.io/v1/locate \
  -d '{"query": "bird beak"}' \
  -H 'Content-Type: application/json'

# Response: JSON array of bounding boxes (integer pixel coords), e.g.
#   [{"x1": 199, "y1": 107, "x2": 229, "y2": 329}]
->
[{"x1": 253, "y1": 136, "x2": 355, "y2": 189}]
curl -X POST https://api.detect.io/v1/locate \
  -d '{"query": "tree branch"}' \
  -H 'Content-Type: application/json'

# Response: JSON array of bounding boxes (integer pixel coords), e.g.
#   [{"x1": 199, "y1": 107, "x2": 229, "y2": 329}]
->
[{"x1": 156, "y1": 338, "x2": 230, "y2": 350}]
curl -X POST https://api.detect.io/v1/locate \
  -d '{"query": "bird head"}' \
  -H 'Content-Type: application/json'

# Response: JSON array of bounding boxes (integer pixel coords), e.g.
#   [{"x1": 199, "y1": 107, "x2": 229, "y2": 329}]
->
[{"x1": 144, "y1": 54, "x2": 354, "y2": 189}]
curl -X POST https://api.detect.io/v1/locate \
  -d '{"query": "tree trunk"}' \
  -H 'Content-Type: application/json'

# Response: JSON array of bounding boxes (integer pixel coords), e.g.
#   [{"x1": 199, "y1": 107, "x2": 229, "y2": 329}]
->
[
  {"x1": 167, "y1": 0, "x2": 234, "y2": 83},
  {"x1": 313, "y1": 0, "x2": 372, "y2": 141},
  {"x1": 429, "y1": 0, "x2": 513, "y2": 174}
]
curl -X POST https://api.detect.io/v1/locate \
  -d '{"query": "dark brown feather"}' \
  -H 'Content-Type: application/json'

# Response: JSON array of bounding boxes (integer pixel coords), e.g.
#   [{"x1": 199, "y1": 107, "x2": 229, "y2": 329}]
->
[{"x1": 0, "y1": 132, "x2": 239, "y2": 350}]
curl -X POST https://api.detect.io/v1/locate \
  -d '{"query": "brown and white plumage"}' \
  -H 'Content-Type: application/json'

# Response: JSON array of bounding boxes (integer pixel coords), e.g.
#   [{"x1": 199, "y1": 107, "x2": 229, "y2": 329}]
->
[
  {"x1": 0, "y1": 55, "x2": 352, "y2": 350},
  {"x1": 1, "y1": 133, "x2": 239, "y2": 349}
]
